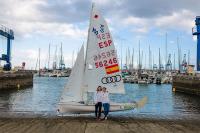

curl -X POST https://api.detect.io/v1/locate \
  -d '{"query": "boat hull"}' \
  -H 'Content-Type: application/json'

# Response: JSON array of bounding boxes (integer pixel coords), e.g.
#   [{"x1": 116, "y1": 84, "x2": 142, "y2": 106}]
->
[{"x1": 58, "y1": 102, "x2": 135, "y2": 114}]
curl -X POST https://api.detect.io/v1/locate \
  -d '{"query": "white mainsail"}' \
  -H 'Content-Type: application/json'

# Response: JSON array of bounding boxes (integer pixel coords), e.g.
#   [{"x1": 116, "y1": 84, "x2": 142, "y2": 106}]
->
[
  {"x1": 83, "y1": 4, "x2": 125, "y2": 94},
  {"x1": 60, "y1": 45, "x2": 85, "y2": 103}
]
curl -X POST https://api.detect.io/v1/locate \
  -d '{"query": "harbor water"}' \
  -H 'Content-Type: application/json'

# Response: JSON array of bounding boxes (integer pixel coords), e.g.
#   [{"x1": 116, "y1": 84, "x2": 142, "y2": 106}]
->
[{"x1": 0, "y1": 77, "x2": 200, "y2": 120}]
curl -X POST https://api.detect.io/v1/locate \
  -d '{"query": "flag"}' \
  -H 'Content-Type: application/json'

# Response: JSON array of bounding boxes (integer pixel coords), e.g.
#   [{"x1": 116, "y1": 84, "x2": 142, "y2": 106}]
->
[{"x1": 105, "y1": 64, "x2": 119, "y2": 74}]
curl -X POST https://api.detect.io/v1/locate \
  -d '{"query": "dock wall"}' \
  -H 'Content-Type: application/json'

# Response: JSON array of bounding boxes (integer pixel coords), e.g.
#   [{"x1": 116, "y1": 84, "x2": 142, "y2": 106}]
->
[
  {"x1": 0, "y1": 71, "x2": 33, "y2": 90},
  {"x1": 172, "y1": 75, "x2": 200, "y2": 96}
]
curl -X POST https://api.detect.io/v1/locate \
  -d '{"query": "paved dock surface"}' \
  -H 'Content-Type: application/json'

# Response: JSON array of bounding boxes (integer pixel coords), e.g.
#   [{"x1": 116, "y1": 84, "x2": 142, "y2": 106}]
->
[{"x1": 0, "y1": 117, "x2": 199, "y2": 133}]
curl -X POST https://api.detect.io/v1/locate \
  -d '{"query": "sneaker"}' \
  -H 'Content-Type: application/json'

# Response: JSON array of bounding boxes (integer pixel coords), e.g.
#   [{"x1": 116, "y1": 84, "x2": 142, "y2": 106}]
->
[
  {"x1": 100, "y1": 118, "x2": 105, "y2": 121},
  {"x1": 105, "y1": 117, "x2": 107, "y2": 120}
]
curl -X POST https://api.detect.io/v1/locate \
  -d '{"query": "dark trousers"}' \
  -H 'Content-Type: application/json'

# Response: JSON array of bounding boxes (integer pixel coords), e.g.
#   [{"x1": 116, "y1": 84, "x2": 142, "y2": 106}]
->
[
  {"x1": 95, "y1": 102, "x2": 102, "y2": 118},
  {"x1": 103, "y1": 103, "x2": 110, "y2": 117}
]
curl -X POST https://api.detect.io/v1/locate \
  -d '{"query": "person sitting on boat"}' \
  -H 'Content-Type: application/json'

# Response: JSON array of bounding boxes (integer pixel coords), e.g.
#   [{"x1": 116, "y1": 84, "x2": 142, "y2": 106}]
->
[
  {"x1": 102, "y1": 87, "x2": 110, "y2": 120},
  {"x1": 94, "y1": 86, "x2": 103, "y2": 119}
]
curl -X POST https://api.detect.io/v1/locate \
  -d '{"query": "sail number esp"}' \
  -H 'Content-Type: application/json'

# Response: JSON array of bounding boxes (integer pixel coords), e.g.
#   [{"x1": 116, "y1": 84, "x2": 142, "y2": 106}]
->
[{"x1": 92, "y1": 24, "x2": 112, "y2": 49}]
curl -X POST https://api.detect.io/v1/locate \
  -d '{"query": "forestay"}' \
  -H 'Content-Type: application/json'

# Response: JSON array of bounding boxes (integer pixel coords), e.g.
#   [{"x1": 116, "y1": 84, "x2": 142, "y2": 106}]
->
[{"x1": 83, "y1": 4, "x2": 125, "y2": 94}]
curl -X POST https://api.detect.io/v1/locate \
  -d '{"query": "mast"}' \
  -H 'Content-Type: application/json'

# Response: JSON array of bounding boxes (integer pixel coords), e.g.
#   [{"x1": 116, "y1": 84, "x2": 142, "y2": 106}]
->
[
  {"x1": 84, "y1": 3, "x2": 94, "y2": 71},
  {"x1": 60, "y1": 43, "x2": 62, "y2": 69},
  {"x1": 138, "y1": 40, "x2": 141, "y2": 69},
  {"x1": 150, "y1": 49, "x2": 152, "y2": 70},
  {"x1": 152, "y1": 53, "x2": 154, "y2": 70},
  {"x1": 125, "y1": 48, "x2": 127, "y2": 69},
  {"x1": 159, "y1": 48, "x2": 161, "y2": 71},
  {"x1": 180, "y1": 47, "x2": 182, "y2": 71},
  {"x1": 174, "y1": 53, "x2": 176, "y2": 70},
  {"x1": 144, "y1": 53, "x2": 146, "y2": 69},
  {"x1": 177, "y1": 37, "x2": 180, "y2": 71},
  {"x1": 48, "y1": 43, "x2": 51, "y2": 70},
  {"x1": 138, "y1": 40, "x2": 141, "y2": 78},
  {"x1": 132, "y1": 47, "x2": 134, "y2": 70},
  {"x1": 177, "y1": 37, "x2": 182, "y2": 72},
  {"x1": 149, "y1": 45, "x2": 151, "y2": 70},
  {"x1": 39, "y1": 48, "x2": 41, "y2": 76},
  {"x1": 72, "y1": 50, "x2": 74, "y2": 68},
  {"x1": 120, "y1": 44, "x2": 123, "y2": 70},
  {"x1": 165, "y1": 33, "x2": 168, "y2": 70},
  {"x1": 59, "y1": 42, "x2": 64, "y2": 69},
  {"x1": 53, "y1": 45, "x2": 57, "y2": 70},
  {"x1": 141, "y1": 51, "x2": 143, "y2": 69},
  {"x1": 188, "y1": 50, "x2": 190, "y2": 65},
  {"x1": 128, "y1": 47, "x2": 130, "y2": 70},
  {"x1": 35, "y1": 55, "x2": 38, "y2": 71}
]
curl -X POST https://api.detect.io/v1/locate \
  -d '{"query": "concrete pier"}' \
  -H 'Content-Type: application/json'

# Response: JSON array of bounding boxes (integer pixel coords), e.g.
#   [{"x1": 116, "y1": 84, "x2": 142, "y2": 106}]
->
[
  {"x1": 172, "y1": 75, "x2": 200, "y2": 96},
  {"x1": 0, "y1": 71, "x2": 33, "y2": 90},
  {"x1": 0, "y1": 117, "x2": 199, "y2": 133}
]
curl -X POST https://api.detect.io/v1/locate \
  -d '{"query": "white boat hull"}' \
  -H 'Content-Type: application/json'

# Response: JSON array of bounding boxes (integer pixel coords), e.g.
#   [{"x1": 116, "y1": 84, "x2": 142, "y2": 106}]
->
[{"x1": 58, "y1": 102, "x2": 135, "y2": 114}]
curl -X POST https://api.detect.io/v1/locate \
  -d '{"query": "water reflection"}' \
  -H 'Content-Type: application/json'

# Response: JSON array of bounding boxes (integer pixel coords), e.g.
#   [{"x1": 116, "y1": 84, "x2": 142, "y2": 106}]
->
[
  {"x1": 172, "y1": 92, "x2": 200, "y2": 115},
  {"x1": 125, "y1": 84, "x2": 174, "y2": 116},
  {"x1": 0, "y1": 90, "x2": 13, "y2": 111},
  {"x1": 0, "y1": 77, "x2": 199, "y2": 119}
]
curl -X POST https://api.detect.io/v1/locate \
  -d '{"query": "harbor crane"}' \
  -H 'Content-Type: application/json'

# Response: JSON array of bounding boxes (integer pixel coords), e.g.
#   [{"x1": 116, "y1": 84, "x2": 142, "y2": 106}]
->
[
  {"x1": 166, "y1": 54, "x2": 172, "y2": 71},
  {"x1": 182, "y1": 54, "x2": 187, "y2": 72},
  {"x1": 192, "y1": 16, "x2": 200, "y2": 71},
  {"x1": 0, "y1": 25, "x2": 14, "y2": 71}
]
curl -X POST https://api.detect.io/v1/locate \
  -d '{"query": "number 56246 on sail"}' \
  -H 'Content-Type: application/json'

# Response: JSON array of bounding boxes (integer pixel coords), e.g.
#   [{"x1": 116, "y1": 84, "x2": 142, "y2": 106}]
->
[{"x1": 95, "y1": 58, "x2": 118, "y2": 68}]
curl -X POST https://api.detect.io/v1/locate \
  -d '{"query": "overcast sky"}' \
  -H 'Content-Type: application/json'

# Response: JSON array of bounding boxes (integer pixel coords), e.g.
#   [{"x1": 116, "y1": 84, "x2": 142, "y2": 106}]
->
[{"x1": 0, "y1": 0, "x2": 199, "y2": 69}]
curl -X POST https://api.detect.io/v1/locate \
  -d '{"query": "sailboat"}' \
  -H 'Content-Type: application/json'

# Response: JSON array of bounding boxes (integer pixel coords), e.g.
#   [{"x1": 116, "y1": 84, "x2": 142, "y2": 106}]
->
[{"x1": 58, "y1": 4, "x2": 147, "y2": 114}]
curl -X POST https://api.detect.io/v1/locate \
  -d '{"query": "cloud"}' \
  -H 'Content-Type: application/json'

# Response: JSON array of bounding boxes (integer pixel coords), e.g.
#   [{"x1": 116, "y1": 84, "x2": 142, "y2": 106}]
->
[
  {"x1": 122, "y1": 16, "x2": 150, "y2": 34},
  {"x1": 115, "y1": 0, "x2": 200, "y2": 18},
  {"x1": 36, "y1": 0, "x2": 91, "y2": 23},
  {"x1": 121, "y1": 9, "x2": 195, "y2": 34},
  {"x1": 155, "y1": 10, "x2": 195, "y2": 33},
  {"x1": 0, "y1": 0, "x2": 199, "y2": 69},
  {"x1": 0, "y1": 0, "x2": 199, "y2": 37},
  {"x1": 0, "y1": 0, "x2": 88, "y2": 38}
]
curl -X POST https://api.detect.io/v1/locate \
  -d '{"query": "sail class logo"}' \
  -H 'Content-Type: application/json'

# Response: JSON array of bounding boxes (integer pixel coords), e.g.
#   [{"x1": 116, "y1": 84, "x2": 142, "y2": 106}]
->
[
  {"x1": 101, "y1": 75, "x2": 122, "y2": 84},
  {"x1": 105, "y1": 64, "x2": 120, "y2": 74}
]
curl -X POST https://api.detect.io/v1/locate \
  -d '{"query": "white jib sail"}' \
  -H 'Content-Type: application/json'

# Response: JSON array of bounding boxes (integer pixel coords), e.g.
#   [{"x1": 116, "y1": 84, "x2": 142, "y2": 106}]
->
[
  {"x1": 83, "y1": 4, "x2": 125, "y2": 94},
  {"x1": 60, "y1": 45, "x2": 85, "y2": 103}
]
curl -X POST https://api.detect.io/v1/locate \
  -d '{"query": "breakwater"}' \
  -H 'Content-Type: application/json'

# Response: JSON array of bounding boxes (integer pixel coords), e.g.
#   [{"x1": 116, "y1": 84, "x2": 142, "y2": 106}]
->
[
  {"x1": 172, "y1": 75, "x2": 200, "y2": 96},
  {"x1": 0, "y1": 71, "x2": 33, "y2": 90}
]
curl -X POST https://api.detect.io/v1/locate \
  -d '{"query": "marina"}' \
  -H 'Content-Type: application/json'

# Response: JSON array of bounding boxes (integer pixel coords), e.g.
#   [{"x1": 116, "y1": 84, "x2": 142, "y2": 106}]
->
[
  {"x1": 0, "y1": 1, "x2": 200, "y2": 132},
  {"x1": 0, "y1": 77, "x2": 200, "y2": 120}
]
